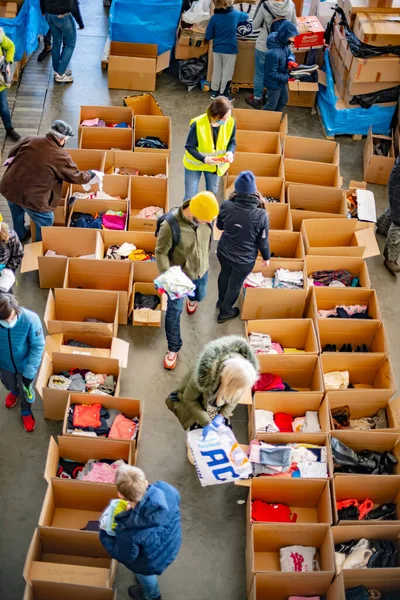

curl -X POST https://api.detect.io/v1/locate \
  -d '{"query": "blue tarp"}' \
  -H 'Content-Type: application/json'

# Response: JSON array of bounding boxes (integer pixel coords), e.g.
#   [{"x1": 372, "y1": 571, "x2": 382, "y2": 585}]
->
[
  {"x1": 317, "y1": 49, "x2": 396, "y2": 137},
  {"x1": 0, "y1": 0, "x2": 47, "y2": 62},
  {"x1": 109, "y1": 0, "x2": 182, "y2": 55}
]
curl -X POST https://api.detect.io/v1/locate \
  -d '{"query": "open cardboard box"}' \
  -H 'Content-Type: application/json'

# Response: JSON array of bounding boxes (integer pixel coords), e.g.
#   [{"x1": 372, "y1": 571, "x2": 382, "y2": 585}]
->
[
  {"x1": 132, "y1": 282, "x2": 163, "y2": 327},
  {"x1": 287, "y1": 77, "x2": 320, "y2": 108},
  {"x1": 23, "y1": 527, "x2": 116, "y2": 587},
  {"x1": 306, "y1": 255, "x2": 371, "y2": 289},
  {"x1": 307, "y1": 287, "x2": 381, "y2": 322},
  {"x1": 341, "y1": 572, "x2": 400, "y2": 596},
  {"x1": 267, "y1": 230, "x2": 305, "y2": 260},
  {"x1": 236, "y1": 130, "x2": 281, "y2": 155},
  {"x1": 232, "y1": 108, "x2": 288, "y2": 139},
  {"x1": 63, "y1": 393, "x2": 142, "y2": 454},
  {"x1": 363, "y1": 126, "x2": 395, "y2": 186},
  {"x1": 228, "y1": 153, "x2": 284, "y2": 180},
  {"x1": 266, "y1": 203, "x2": 293, "y2": 231},
  {"x1": 284, "y1": 158, "x2": 342, "y2": 188},
  {"x1": 284, "y1": 136, "x2": 340, "y2": 164},
  {"x1": 321, "y1": 352, "x2": 395, "y2": 400},
  {"x1": 52, "y1": 182, "x2": 69, "y2": 227},
  {"x1": 45, "y1": 333, "x2": 129, "y2": 368},
  {"x1": 23, "y1": 581, "x2": 117, "y2": 600},
  {"x1": 123, "y1": 92, "x2": 165, "y2": 116},
  {"x1": 79, "y1": 126, "x2": 133, "y2": 151},
  {"x1": 108, "y1": 42, "x2": 170, "y2": 92},
  {"x1": 134, "y1": 115, "x2": 171, "y2": 159},
  {"x1": 329, "y1": 391, "x2": 400, "y2": 433},
  {"x1": 301, "y1": 218, "x2": 380, "y2": 258},
  {"x1": 72, "y1": 174, "x2": 131, "y2": 202},
  {"x1": 102, "y1": 230, "x2": 158, "y2": 281},
  {"x1": 241, "y1": 260, "x2": 307, "y2": 320},
  {"x1": 79, "y1": 105, "x2": 133, "y2": 133},
  {"x1": 21, "y1": 228, "x2": 104, "y2": 289},
  {"x1": 246, "y1": 523, "x2": 335, "y2": 594},
  {"x1": 44, "y1": 289, "x2": 119, "y2": 337},
  {"x1": 37, "y1": 353, "x2": 121, "y2": 421},
  {"x1": 333, "y1": 475, "x2": 400, "y2": 525},
  {"x1": 346, "y1": 180, "x2": 377, "y2": 224},
  {"x1": 257, "y1": 354, "x2": 324, "y2": 394},
  {"x1": 246, "y1": 318, "x2": 319, "y2": 354},
  {"x1": 67, "y1": 198, "x2": 129, "y2": 231},
  {"x1": 248, "y1": 572, "x2": 344, "y2": 600},
  {"x1": 288, "y1": 184, "x2": 347, "y2": 231},
  {"x1": 104, "y1": 149, "x2": 168, "y2": 177},
  {"x1": 129, "y1": 176, "x2": 168, "y2": 231},
  {"x1": 63, "y1": 258, "x2": 133, "y2": 325},
  {"x1": 330, "y1": 430, "x2": 400, "y2": 476},
  {"x1": 318, "y1": 318, "x2": 388, "y2": 356},
  {"x1": 66, "y1": 149, "x2": 107, "y2": 172}
]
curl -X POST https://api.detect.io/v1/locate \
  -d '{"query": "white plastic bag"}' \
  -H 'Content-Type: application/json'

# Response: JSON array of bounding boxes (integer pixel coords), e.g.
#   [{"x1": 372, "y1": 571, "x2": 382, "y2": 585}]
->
[
  {"x1": 182, "y1": 0, "x2": 211, "y2": 24},
  {"x1": 82, "y1": 170, "x2": 104, "y2": 192}
]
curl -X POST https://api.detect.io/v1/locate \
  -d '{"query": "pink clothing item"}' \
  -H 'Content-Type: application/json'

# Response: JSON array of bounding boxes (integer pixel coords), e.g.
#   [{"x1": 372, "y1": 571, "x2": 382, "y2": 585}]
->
[
  {"x1": 109, "y1": 414, "x2": 138, "y2": 440},
  {"x1": 271, "y1": 342, "x2": 283, "y2": 354},
  {"x1": 81, "y1": 462, "x2": 119, "y2": 483},
  {"x1": 102, "y1": 213, "x2": 127, "y2": 230},
  {"x1": 253, "y1": 373, "x2": 285, "y2": 392},
  {"x1": 81, "y1": 118, "x2": 100, "y2": 127}
]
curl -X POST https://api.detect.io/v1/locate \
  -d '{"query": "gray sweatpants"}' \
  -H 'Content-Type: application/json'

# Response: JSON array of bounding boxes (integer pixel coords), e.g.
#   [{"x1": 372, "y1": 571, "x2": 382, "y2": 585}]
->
[
  {"x1": 0, "y1": 369, "x2": 33, "y2": 412},
  {"x1": 211, "y1": 52, "x2": 236, "y2": 94},
  {"x1": 377, "y1": 207, "x2": 400, "y2": 263}
]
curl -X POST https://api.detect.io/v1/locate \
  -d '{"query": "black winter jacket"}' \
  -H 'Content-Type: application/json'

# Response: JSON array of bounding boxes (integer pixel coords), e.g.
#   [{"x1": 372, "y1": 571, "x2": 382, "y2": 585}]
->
[
  {"x1": 216, "y1": 193, "x2": 270, "y2": 263},
  {"x1": 41, "y1": 0, "x2": 74, "y2": 14},
  {"x1": 389, "y1": 156, "x2": 400, "y2": 226}
]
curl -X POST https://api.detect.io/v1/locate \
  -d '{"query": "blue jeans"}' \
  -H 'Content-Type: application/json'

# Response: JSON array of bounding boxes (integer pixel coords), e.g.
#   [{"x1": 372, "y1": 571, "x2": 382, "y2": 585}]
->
[
  {"x1": 184, "y1": 168, "x2": 219, "y2": 201},
  {"x1": 135, "y1": 574, "x2": 161, "y2": 600},
  {"x1": 254, "y1": 49, "x2": 266, "y2": 100},
  {"x1": 7, "y1": 201, "x2": 54, "y2": 242},
  {"x1": 264, "y1": 86, "x2": 288, "y2": 112},
  {"x1": 46, "y1": 13, "x2": 76, "y2": 75},
  {"x1": 165, "y1": 271, "x2": 208, "y2": 352},
  {"x1": 0, "y1": 88, "x2": 12, "y2": 130}
]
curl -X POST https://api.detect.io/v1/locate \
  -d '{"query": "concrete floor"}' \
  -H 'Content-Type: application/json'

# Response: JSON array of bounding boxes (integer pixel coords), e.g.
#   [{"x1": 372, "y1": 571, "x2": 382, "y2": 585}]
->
[{"x1": 0, "y1": 2, "x2": 398, "y2": 599}]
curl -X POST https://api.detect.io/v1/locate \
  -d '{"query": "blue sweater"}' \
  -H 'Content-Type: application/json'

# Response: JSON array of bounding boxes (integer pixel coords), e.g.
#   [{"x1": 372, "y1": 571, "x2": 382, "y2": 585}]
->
[
  {"x1": 100, "y1": 481, "x2": 182, "y2": 576},
  {"x1": 205, "y1": 7, "x2": 249, "y2": 54},
  {"x1": 0, "y1": 308, "x2": 45, "y2": 380},
  {"x1": 264, "y1": 20, "x2": 298, "y2": 90}
]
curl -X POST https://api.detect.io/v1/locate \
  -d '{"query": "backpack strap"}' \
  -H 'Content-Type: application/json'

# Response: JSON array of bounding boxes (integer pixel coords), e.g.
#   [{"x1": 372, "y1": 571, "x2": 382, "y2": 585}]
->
[
  {"x1": 262, "y1": 2, "x2": 278, "y2": 32},
  {"x1": 164, "y1": 209, "x2": 181, "y2": 254}
]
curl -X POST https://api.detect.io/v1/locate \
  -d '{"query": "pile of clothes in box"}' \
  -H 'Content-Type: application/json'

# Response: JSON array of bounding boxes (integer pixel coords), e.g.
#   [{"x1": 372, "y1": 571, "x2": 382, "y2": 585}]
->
[
  {"x1": 324, "y1": 370, "x2": 376, "y2": 391},
  {"x1": 134, "y1": 292, "x2": 160, "y2": 311},
  {"x1": 279, "y1": 545, "x2": 320, "y2": 572},
  {"x1": 244, "y1": 269, "x2": 304, "y2": 290},
  {"x1": 248, "y1": 439, "x2": 328, "y2": 478},
  {"x1": 309, "y1": 269, "x2": 360, "y2": 288},
  {"x1": 346, "y1": 585, "x2": 399, "y2": 600},
  {"x1": 331, "y1": 406, "x2": 387, "y2": 431},
  {"x1": 253, "y1": 372, "x2": 298, "y2": 393},
  {"x1": 43, "y1": 250, "x2": 97, "y2": 259},
  {"x1": 318, "y1": 304, "x2": 372, "y2": 319},
  {"x1": 67, "y1": 402, "x2": 140, "y2": 439},
  {"x1": 255, "y1": 409, "x2": 321, "y2": 434},
  {"x1": 133, "y1": 206, "x2": 164, "y2": 220},
  {"x1": 252, "y1": 500, "x2": 298, "y2": 523},
  {"x1": 336, "y1": 498, "x2": 396, "y2": 522},
  {"x1": 323, "y1": 343, "x2": 369, "y2": 353},
  {"x1": 135, "y1": 137, "x2": 168, "y2": 150},
  {"x1": 58, "y1": 457, "x2": 126, "y2": 483},
  {"x1": 114, "y1": 167, "x2": 166, "y2": 178},
  {"x1": 336, "y1": 538, "x2": 398, "y2": 571},
  {"x1": 105, "y1": 242, "x2": 155, "y2": 262},
  {"x1": 70, "y1": 210, "x2": 127, "y2": 230},
  {"x1": 80, "y1": 119, "x2": 131, "y2": 128},
  {"x1": 48, "y1": 369, "x2": 116, "y2": 395},
  {"x1": 331, "y1": 438, "x2": 398, "y2": 475},
  {"x1": 249, "y1": 332, "x2": 304, "y2": 355}
]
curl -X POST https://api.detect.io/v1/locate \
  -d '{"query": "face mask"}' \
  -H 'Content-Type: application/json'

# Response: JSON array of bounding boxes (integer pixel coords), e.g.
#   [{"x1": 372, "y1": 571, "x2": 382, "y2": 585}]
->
[
  {"x1": 214, "y1": 119, "x2": 226, "y2": 126},
  {"x1": 0, "y1": 315, "x2": 18, "y2": 328}
]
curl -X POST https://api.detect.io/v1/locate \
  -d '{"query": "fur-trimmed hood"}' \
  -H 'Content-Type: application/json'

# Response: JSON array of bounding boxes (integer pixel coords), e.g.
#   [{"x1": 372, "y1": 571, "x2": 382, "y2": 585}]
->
[{"x1": 193, "y1": 335, "x2": 258, "y2": 392}]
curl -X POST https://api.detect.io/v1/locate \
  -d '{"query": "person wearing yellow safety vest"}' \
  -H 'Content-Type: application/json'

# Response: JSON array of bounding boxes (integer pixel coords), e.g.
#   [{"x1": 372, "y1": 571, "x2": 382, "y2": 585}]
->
[{"x1": 183, "y1": 97, "x2": 236, "y2": 201}]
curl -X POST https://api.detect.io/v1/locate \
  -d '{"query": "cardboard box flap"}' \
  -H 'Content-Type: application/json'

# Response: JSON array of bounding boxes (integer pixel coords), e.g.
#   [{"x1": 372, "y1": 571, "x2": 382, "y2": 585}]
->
[
  {"x1": 123, "y1": 93, "x2": 165, "y2": 116},
  {"x1": 24, "y1": 581, "x2": 117, "y2": 600},
  {"x1": 44, "y1": 436, "x2": 59, "y2": 485},
  {"x1": 43, "y1": 290, "x2": 55, "y2": 329},
  {"x1": 21, "y1": 242, "x2": 44, "y2": 273},
  {"x1": 44, "y1": 334, "x2": 64, "y2": 357},
  {"x1": 110, "y1": 337, "x2": 129, "y2": 368},
  {"x1": 156, "y1": 50, "x2": 171, "y2": 73},
  {"x1": 354, "y1": 227, "x2": 380, "y2": 257}
]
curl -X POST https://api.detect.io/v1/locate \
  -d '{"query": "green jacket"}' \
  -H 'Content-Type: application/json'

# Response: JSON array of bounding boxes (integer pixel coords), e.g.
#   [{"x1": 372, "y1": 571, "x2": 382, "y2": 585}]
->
[
  {"x1": 155, "y1": 201, "x2": 212, "y2": 281},
  {"x1": 0, "y1": 32, "x2": 15, "y2": 93},
  {"x1": 166, "y1": 335, "x2": 258, "y2": 430}
]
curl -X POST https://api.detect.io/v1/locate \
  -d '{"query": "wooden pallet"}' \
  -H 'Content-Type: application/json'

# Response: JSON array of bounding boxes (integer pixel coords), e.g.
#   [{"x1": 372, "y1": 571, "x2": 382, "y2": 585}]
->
[
  {"x1": 231, "y1": 82, "x2": 253, "y2": 94},
  {"x1": 101, "y1": 36, "x2": 110, "y2": 70},
  {"x1": 317, "y1": 106, "x2": 363, "y2": 141}
]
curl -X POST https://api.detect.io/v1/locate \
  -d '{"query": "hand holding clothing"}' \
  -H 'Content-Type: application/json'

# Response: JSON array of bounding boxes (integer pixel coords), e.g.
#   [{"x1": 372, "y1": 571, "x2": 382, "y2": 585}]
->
[
  {"x1": 204, "y1": 156, "x2": 220, "y2": 165},
  {"x1": 202, "y1": 414, "x2": 224, "y2": 439},
  {"x1": 261, "y1": 259, "x2": 270, "y2": 267},
  {"x1": 287, "y1": 61, "x2": 298, "y2": 70},
  {"x1": 225, "y1": 151, "x2": 234, "y2": 163}
]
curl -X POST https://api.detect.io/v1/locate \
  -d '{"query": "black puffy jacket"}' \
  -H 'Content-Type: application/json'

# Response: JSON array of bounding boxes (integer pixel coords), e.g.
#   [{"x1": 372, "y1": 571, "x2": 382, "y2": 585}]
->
[{"x1": 389, "y1": 156, "x2": 400, "y2": 226}]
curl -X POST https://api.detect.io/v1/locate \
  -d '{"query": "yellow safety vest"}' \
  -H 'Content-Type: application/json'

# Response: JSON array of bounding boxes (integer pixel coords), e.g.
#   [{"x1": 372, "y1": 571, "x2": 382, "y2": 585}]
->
[{"x1": 183, "y1": 113, "x2": 235, "y2": 177}]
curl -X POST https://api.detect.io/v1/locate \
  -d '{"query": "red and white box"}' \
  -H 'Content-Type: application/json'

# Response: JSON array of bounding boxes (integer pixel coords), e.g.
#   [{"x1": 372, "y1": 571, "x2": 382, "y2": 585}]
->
[{"x1": 294, "y1": 16, "x2": 325, "y2": 49}]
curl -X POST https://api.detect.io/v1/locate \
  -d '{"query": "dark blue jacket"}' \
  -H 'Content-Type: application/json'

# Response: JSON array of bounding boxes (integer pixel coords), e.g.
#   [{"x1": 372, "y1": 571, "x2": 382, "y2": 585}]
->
[
  {"x1": 217, "y1": 193, "x2": 270, "y2": 263},
  {"x1": 205, "y1": 7, "x2": 249, "y2": 54},
  {"x1": 264, "y1": 20, "x2": 298, "y2": 90},
  {"x1": 100, "y1": 482, "x2": 182, "y2": 576},
  {"x1": 0, "y1": 308, "x2": 44, "y2": 380}
]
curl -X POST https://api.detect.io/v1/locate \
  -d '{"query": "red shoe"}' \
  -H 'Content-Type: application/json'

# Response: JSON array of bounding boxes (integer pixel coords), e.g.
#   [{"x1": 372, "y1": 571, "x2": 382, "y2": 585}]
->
[
  {"x1": 5, "y1": 392, "x2": 18, "y2": 408},
  {"x1": 186, "y1": 299, "x2": 198, "y2": 315},
  {"x1": 21, "y1": 411, "x2": 36, "y2": 432},
  {"x1": 164, "y1": 351, "x2": 178, "y2": 370}
]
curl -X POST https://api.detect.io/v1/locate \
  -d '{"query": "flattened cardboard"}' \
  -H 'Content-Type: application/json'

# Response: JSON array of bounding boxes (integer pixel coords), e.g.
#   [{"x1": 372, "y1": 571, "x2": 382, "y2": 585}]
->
[
  {"x1": 307, "y1": 287, "x2": 381, "y2": 321},
  {"x1": 134, "y1": 115, "x2": 171, "y2": 158},
  {"x1": 129, "y1": 176, "x2": 168, "y2": 231},
  {"x1": 306, "y1": 255, "x2": 371, "y2": 288},
  {"x1": 232, "y1": 108, "x2": 288, "y2": 138},
  {"x1": 318, "y1": 319, "x2": 388, "y2": 355},
  {"x1": 267, "y1": 230, "x2": 305, "y2": 260},
  {"x1": 246, "y1": 318, "x2": 319, "y2": 354},
  {"x1": 236, "y1": 130, "x2": 281, "y2": 154},
  {"x1": 79, "y1": 126, "x2": 133, "y2": 151},
  {"x1": 333, "y1": 475, "x2": 400, "y2": 524},
  {"x1": 123, "y1": 93, "x2": 165, "y2": 116},
  {"x1": 108, "y1": 42, "x2": 170, "y2": 92},
  {"x1": 284, "y1": 158, "x2": 342, "y2": 187},
  {"x1": 265, "y1": 203, "x2": 293, "y2": 231},
  {"x1": 105, "y1": 150, "x2": 168, "y2": 177},
  {"x1": 132, "y1": 282, "x2": 162, "y2": 327},
  {"x1": 288, "y1": 185, "x2": 347, "y2": 231},
  {"x1": 301, "y1": 218, "x2": 380, "y2": 258},
  {"x1": 45, "y1": 332, "x2": 129, "y2": 368},
  {"x1": 257, "y1": 354, "x2": 324, "y2": 393},
  {"x1": 66, "y1": 149, "x2": 107, "y2": 172},
  {"x1": 363, "y1": 126, "x2": 395, "y2": 185},
  {"x1": 24, "y1": 581, "x2": 117, "y2": 600},
  {"x1": 330, "y1": 431, "x2": 400, "y2": 476},
  {"x1": 283, "y1": 136, "x2": 339, "y2": 164},
  {"x1": 102, "y1": 229, "x2": 158, "y2": 281}
]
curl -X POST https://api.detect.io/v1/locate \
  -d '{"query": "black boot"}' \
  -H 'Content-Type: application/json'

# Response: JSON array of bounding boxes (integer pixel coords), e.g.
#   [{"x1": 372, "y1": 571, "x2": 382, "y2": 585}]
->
[
  {"x1": 6, "y1": 128, "x2": 20, "y2": 141},
  {"x1": 222, "y1": 80, "x2": 235, "y2": 101},
  {"x1": 217, "y1": 307, "x2": 240, "y2": 324},
  {"x1": 37, "y1": 45, "x2": 52, "y2": 62}
]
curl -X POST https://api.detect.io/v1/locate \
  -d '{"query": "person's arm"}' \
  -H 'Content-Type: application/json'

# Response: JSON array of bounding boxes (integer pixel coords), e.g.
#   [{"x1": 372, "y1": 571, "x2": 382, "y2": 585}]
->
[
  {"x1": 226, "y1": 122, "x2": 236, "y2": 154},
  {"x1": 57, "y1": 154, "x2": 92, "y2": 185},
  {"x1": 237, "y1": 10, "x2": 250, "y2": 23},
  {"x1": 71, "y1": 0, "x2": 84, "y2": 29},
  {"x1": 6, "y1": 232, "x2": 24, "y2": 272},
  {"x1": 266, "y1": 52, "x2": 289, "y2": 86},
  {"x1": 155, "y1": 221, "x2": 173, "y2": 274},
  {"x1": 219, "y1": 396, "x2": 241, "y2": 419},
  {"x1": 185, "y1": 122, "x2": 205, "y2": 163},
  {"x1": 183, "y1": 380, "x2": 211, "y2": 427},
  {"x1": 216, "y1": 203, "x2": 226, "y2": 231},
  {"x1": 7, "y1": 137, "x2": 27, "y2": 159},
  {"x1": 257, "y1": 213, "x2": 270, "y2": 261},
  {"x1": 288, "y1": 48, "x2": 296, "y2": 62},
  {"x1": 103, "y1": 529, "x2": 140, "y2": 565},
  {"x1": 253, "y1": 3, "x2": 265, "y2": 29},
  {"x1": 205, "y1": 17, "x2": 215, "y2": 41},
  {"x1": 23, "y1": 313, "x2": 45, "y2": 380},
  {"x1": 2, "y1": 35, "x2": 15, "y2": 63}
]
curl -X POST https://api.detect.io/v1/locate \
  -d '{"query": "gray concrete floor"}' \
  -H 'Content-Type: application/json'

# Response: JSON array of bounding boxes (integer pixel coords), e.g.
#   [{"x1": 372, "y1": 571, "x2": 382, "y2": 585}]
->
[{"x1": 0, "y1": 2, "x2": 398, "y2": 599}]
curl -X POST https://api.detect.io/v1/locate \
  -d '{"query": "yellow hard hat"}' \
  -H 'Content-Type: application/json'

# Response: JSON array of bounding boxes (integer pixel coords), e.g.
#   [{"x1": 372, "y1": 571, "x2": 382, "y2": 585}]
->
[
  {"x1": 189, "y1": 191, "x2": 219, "y2": 222},
  {"x1": 0, "y1": 213, "x2": 3, "y2": 223}
]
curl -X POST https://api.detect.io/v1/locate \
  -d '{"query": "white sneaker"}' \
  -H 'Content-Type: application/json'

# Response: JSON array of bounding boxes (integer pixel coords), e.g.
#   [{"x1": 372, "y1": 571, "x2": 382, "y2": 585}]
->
[
  {"x1": 54, "y1": 69, "x2": 72, "y2": 78},
  {"x1": 163, "y1": 351, "x2": 178, "y2": 370},
  {"x1": 55, "y1": 72, "x2": 73, "y2": 83}
]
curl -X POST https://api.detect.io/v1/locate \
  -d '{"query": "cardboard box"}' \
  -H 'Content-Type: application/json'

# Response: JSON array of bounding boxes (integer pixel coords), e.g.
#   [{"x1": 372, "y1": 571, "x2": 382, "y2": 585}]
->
[
  {"x1": 287, "y1": 80, "x2": 319, "y2": 108},
  {"x1": 268, "y1": 230, "x2": 305, "y2": 260},
  {"x1": 108, "y1": 42, "x2": 170, "y2": 92},
  {"x1": 284, "y1": 136, "x2": 340, "y2": 165},
  {"x1": 20, "y1": 228, "x2": 104, "y2": 289},
  {"x1": 248, "y1": 573, "x2": 343, "y2": 600},
  {"x1": 227, "y1": 154, "x2": 284, "y2": 184},
  {"x1": 66, "y1": 149, "x2": 107, "y2": 173},
  {"x1": 45, "y1": 333, "x2": 129, "y2": 368},
  {"x1": 207, "y1": 40, "x2": 257, "y2": 85},
  {"x1": 79, "y1": 106, "x2": 133, "y2": 132},
  {"x1": 51, "y1": 181, "x2": 69, "y2": 227},
  {"x1": 354, "y1": 12, "x2": 400, "y2": 46},
  {"x1": 363, "y1": 127, "x2": 395, "y2": 185},
  {"x1": 44, "y1": 288, "x2": 119, "y2": 337},
  {"x1": 232, "y1": 108, "x2": 288, "y2": 137},
  {"x1": 0, "y1": 2, "x2": 17, "y2": 18},
  {"x1": 72, "y1": 174, "x2": 131, "y2": 202},
  {"x1": 333, "y1": 475, "x2": 400, "y2": 524},
  {"x1": 36, "y1": 353, "x2": 121, "y2": 420},
  {"x1": 132, "y1": 282, "x2": 162, "y2": 327},
  {"x1": 134, "y1": 115, "x2": 171, "y2": 158},
  {"x1": 23, "y1": 581, "x2": 117, "y2": 600},
  {"x1": 129, "y1": 176, "x2": 168, "y2": 231},
  {"x1": 175, "y1": 19, "x2": 209, "y2": 60},
  {"x1": 102, "y1": 230, "x2": 158, "y2": 281},
  {"x1": 307, "y1": 287, "x2": 381, "y2": 321},
  {"x1": 123, "y1": 93, "x2": 165, "y2": 116},
  {"x1": 236, "y1": 130, "x2": 281, "y2": 154},
  {"x1": 294, "y1": 16, "x2": 325, "y2": 49},
  {"x1": 284, "y1": 158, "x2": 342, "y2": 188},
  {"x1": 23, "y1": 527, "x2": 116, "y2": 587},
  {"x1": 67, "y1": 198, "x2": 129, "y2": 231},
  {"x1": 241, "y1": 260, "x2": 307, "y2": 320},
  {"x1": 301, "y1": 218, "x2": 380, "y2": 258},
  {"x1": 344, "y1": 0, "x2": 400, "y2": 19},
  {"x1": 318, "y1": 319, "x2": 388, "y2": 355},
  {"x1": 349, "y1": 54, "x2": 400, "y2": 84},
  {"x1": 329, "y1": 390, "x2": 400, "y2": 432},
  {"x1": 79, "y1": 127, "x2": 133, "y2": 151},
  {"x1": 265, "y1": 203, "x2": 293, "y2": 231},
  {"x1": 63, "y1": 258, "x2": 133, "y2": 325},
  {"x1": 256, "y1": 354, "x2": 325, "y2": 393},
  {"x1": 104, "y1": 150, "x2": 168, "y2": 177},
  {"x1": 288, "y1": 185, "x2": 347, "y2": 231},
  {"x1": 246, "y1": 318, "x2": 319, "y2": 354},
  {"x1": 330, "y1": 431, "x2": 400, "y2": 476},
  {"x1": 341, "y1": 573, "x2": 400, "y2": 596},
  {"x1": 306, "y1": 255, "x2": 371, "y2": 289},
  {"x1": 175, "y1": 41, "x2": 208, "y2": 60}
]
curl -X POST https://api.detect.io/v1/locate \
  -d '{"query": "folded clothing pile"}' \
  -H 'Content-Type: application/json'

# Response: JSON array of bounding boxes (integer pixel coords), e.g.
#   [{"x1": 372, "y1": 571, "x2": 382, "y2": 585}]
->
[
  {"x1": 332, "y1": 406, "x2": 387, "y2": 431},
  {"x1": 318, "y1": 304, "x2": 371, "y2": 319},
  {"x1": 105, "y1": 243, "x2": 155, "y2": 262},
  {"x1": 67, "y1": 403, "x2": 140, "y2": 439},
  {"x1": 57, "y1": 457, "x2": 126, "y2": 483},
  {"x1": 335, "y1": 538, "x2": 398, "y2": 571},
  {"x1": 255, "y1": 409, "x2": 321, "y2": 433},
  {"x1": 280, "y1": 545, "x2": 318, "y2": 572},
  {"x1": 249, "y1": 332, "x2": 304, "y2": 355},
  {"x1": 70, "y1": 210, "x2": 127, "y2": 230},
  {"x1": 48, "y1": 370, "x2": 116, "y2": 396},
  {"x1": 248, "y1": 439, "x2": 328, "y2": 479},
  {"x1": 66, "y1": 339, "x2": 94, "y2": 349},
  {"x1": 72, "y1": 191, "x2": 122, "y2": 201},
  {"x1": 346, "y1": 585, "x2": 399, "y2": 600},
  {"x1": 324, "y1": 370, "x2": 377, "y2": 391},
  {"x1": 310, "y1": 269, "x2": 359, "y2": 288},
  {"x1": 331, "y1": 437, "x2": 398, "y2": 475},
  {"x1": 154, "y1": 266, "x2": 196, "y2": 300},
  {"x1": 274, "y1": 268, "x2": 304, "y2": 290},
  {"x1": 114, "y1": 167, "x2": 166, "y2": 178},
  {"x1": 244, "y1": 272, "x2": 273, "y2": 288},
  {"x1": 44, "y1": 250, "x2": 97, "y2": 259},
  {"x1": 263, "y1": 196, "x2": 280, "y2": 203},
  {"x1": 253, "y1": 372, "x2": 297, "y2": 392},
  {"x1": 337, "y1": 498, "x2": 397, "y2": 522},
  {"x1": 252, "y1": 500, "x2": 297, "y2": 523},
  {"x1": 134, "y1": 206, "x2": 164, "y2": 220},
  {"x1": 134, "y1": 292, "x2": 160, "y2": 311},
  {"x1": 80, "y1": 118, "x2": 131, "y2": 128},
  {"x1": 323, "y1": 343, "x2": 369, "y2": 353},
  {"x1": 136, "y1": 136, "x2": 168, "y2": 150}
]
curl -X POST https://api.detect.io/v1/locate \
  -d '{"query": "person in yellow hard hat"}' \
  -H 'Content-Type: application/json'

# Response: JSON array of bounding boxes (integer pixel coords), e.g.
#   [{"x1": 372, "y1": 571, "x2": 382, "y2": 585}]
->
[
  {"x1": 183, "y1": 96, "x2": 236, "y2": 200},
  {"x1": 156, "y1": 191, "x2": 220, "y2": 370}
]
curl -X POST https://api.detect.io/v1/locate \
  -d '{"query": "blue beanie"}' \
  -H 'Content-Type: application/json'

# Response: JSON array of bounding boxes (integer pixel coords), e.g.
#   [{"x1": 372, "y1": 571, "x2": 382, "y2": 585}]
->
[{"x1": 235, "y1": 170, "x2": 257, "y2": 195}]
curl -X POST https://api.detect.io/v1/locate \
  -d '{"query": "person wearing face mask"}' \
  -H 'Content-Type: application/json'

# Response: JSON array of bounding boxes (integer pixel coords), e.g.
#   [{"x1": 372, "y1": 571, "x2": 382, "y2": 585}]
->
[
  {"x1": 0, "y1": 119, "x2": 95, "y2": 242},
  {"x1": 263, "y1": 20, "x2": 299, "y2": 111},
  {"x1": 0, "y1": 293, "x2": 45, "y2": 432},
  {"x1": 183, "y1": 97, "x2": 236, "y2": 201}
]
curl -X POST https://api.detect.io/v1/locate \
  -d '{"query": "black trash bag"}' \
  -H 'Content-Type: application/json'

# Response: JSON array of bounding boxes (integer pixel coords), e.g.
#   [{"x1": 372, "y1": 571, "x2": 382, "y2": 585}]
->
[
  {"x1": 178, "y1": 54, "x2": 208, "y2": 88},
  {"x1": 350, "y1": 85, "x2": 400, "y2": 109}
]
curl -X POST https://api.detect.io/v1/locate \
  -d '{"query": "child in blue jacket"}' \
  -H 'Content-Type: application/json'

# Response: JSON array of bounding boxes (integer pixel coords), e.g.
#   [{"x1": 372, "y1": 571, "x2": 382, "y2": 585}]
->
[
  {"x1": 263, "y1": 20, "x2": 299, "y2": 111},
  {"x1": 205, "y1": 0, "x2": 249, "y2": 100}
]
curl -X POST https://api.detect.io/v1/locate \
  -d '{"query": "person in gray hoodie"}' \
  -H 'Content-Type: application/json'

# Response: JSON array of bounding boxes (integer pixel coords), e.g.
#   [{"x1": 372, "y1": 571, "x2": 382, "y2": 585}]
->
[{"x1": 245, "y1": 0, "x2": 297, "y2": 109}]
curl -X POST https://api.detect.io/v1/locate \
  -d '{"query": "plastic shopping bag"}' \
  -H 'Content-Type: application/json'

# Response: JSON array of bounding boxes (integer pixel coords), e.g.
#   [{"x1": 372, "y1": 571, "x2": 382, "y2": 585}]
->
[{"x1": 182, "y1": 0, "x2": 211, "y2": 24}]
